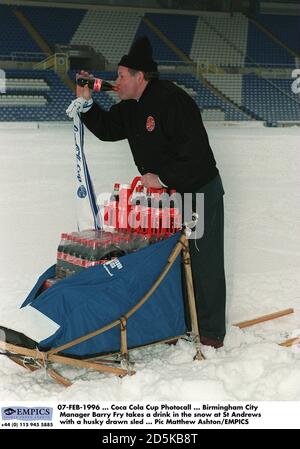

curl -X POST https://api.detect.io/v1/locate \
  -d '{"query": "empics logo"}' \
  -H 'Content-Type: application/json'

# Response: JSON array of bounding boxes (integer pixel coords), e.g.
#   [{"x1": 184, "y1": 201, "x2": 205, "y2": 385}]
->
[
  {"x1": 1, "y1": 407, "x2": 53, "y2": 421},
  {"x1": 0, "y1": 69, "x2": 6, "y2": 94},
  {"x1": 291, "y1": 69, "x2": 300, "y2": 94},
  {"x1": 3, "y1": 408, "x2": 16, "y2": 416}
]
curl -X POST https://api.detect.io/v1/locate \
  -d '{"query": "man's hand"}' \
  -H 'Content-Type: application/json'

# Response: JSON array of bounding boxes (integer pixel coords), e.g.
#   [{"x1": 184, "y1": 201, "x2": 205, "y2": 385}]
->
[
  {"x1": 141, "y1": 173, "x2": 163, "y2": 189},
  {"x1": 76, "y1": 70, "x2": 93, "y2": 100}
]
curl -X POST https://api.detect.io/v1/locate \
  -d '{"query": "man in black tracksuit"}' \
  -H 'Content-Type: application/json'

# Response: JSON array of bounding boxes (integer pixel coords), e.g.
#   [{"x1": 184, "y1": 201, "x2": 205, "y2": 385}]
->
[{"x1": 77, "y1": 37, "x2": 226, "y2": 348}]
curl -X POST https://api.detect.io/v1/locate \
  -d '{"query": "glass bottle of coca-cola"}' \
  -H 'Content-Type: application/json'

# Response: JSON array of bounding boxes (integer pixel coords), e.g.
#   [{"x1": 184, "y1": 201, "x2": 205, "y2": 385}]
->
[
  {"x1": 76, "y1": 77, "x2": 118, "y2": 92},
  {"x1": 110, "y1": 183, "x2": 120, "y2": 202}
]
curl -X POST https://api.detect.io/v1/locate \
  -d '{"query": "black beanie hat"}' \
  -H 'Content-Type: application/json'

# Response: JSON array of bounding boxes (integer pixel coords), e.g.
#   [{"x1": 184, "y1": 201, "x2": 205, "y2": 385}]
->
[{"x1": 118, "y1": 36, "x2": 158, "y2": 73}]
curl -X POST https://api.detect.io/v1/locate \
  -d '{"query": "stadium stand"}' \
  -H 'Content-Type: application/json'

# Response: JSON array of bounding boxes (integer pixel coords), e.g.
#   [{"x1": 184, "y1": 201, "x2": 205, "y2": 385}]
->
[
  {"x1": 0, "y1": 4, "x2": 42, "y2": 57},
  {"x1": 204, "y1": 74, "x2": 244, "y2": 105},
  {"x1": 243, "y1": 73, "x2": 300, "y2": 121},
  {"x1": 190, "y1": 14, "x2": 247, "y2": 67},
  {"x1": 71, "y1": 10, "x2": 142, "y2": 64},
  {"x1": 191, "y1": 13, "x2": 249, "y2": 68},
  {"x1": 0, "y1": 3, "x2": 299, "y2": 123},
  {"x1": 256, "y1": 13, "x2": 300, "y2": 55},
  {"x1": 134, "y1": 20, "x2": 181, "y2": 64},
  {"x1": 159, "y1": 73, "x2": 249, "y2": 121},
  {"x1": 145, "y1": 13, "x2": 197, "y2": 56},
  {"x1": 19, "y1": 5, "x2": 86, "y2": 49},
  {"x1": 246, "y1": 19, "x2": 295, "y2": 67},
  {"x1": 1, "y1": 70, "x2": 73, "y2": 121}
]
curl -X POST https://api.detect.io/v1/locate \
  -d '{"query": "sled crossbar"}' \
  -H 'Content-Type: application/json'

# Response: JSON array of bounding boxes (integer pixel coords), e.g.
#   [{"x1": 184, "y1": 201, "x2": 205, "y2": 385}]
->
[
  {"x1": 233, "y1": 308, "x2": 294, "y2": 329},
  {"x1": 233, "y1": 308, "x2": 298, "y2": 348}
]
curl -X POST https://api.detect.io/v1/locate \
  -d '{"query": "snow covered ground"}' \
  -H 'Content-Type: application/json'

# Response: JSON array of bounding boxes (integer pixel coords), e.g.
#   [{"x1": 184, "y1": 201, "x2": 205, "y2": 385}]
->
[{"x1": 0, "y1": 121, "x2": 299, "y2": 403}]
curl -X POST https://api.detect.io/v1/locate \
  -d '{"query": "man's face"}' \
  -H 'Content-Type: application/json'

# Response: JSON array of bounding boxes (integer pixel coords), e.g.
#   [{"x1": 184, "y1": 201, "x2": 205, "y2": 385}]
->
[{"x1": 116, "y1": 66, "x2": 140, "y2": 100}]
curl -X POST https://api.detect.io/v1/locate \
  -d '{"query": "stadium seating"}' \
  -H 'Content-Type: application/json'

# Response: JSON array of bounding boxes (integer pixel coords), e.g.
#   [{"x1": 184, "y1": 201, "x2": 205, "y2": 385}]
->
[
  {"x1": 134, "y1": 20, "x2": 181, "y2": 64},
  {"x1": 256, "y1": 13, "x2": 300, "y2": 55},
  {"x1": 246, "y1": 20, "x2": 295, "y2": 67},
  {"x1": 145, "y1": 13, "x2": 197, "y2": 56},
  {"x1": 0, "y1": 5, "x2": 42, "y2": 57},
  {"x1": 159, "y1": 73, "x2": 248, "y2": 121},
  {"x1": 204, "y1": 74, "x2": 243, "y2": 105},
  {"x1": 243, "y1": 73, "x2": 300, "y2": 121},
  {"x1": 19, "y1": 5, "x2": 86, "y2": 49},
  {"x1": 0, "y1": 70, "x2": 73, "y2": 121},
  {"x1": 71, "y1": 10, "x2": 142, "y2": 64},
  {"x1": 191, "y1": 13, "x2": 248, "y2": 67},
  {"x1": 0, "y1": 4, "x2": 299, "y2": 123}
]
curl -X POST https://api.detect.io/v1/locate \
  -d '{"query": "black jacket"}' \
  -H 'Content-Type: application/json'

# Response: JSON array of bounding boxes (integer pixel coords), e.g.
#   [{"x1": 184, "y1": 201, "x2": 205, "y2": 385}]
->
[{"x1": 81, "y1": 78, "x2": 219, "y2": 192}]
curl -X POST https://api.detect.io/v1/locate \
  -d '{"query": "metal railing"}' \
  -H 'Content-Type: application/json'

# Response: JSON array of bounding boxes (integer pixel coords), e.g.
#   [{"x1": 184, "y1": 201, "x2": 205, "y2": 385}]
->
[
  {"x1": 0, "y1": 52, "x2": 50, "y2": 62},
  {"x1": 33, "y1": 53, "x2": 69, "y2": 72},
  {"x1": 197, "y1": 61, "x2": 299, "y2": 75}
]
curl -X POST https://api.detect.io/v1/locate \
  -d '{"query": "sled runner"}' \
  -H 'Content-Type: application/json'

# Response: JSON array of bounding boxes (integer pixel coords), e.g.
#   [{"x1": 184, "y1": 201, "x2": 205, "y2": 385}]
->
[
  {"x1": 233, "y1": 308, "x2": 294, "y2": 329},
  {"x1": 233, "y1": 308, "x2": 299, "y2": 348},
  {"x1": 0, "y1": 229, "x2": 204, "y2": 387}
]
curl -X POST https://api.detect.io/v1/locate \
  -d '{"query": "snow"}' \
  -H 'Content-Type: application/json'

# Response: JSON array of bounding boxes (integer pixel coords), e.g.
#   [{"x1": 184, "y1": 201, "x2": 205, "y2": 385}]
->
[{"x1": 0, "y1": 121, "x2": 299, "y2": 402}]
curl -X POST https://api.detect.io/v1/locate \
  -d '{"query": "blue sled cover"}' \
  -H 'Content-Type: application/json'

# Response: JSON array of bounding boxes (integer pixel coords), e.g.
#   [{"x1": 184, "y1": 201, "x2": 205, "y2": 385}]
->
[{"x1": 21, "y1": 233, "x2": 187, "y2": 357}]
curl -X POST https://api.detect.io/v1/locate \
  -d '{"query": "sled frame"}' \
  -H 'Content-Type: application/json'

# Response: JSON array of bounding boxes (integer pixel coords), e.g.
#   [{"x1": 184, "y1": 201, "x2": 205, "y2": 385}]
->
[
  {"x1": 233, "y1": 308, "x2": 298, "y2": 348},
  {"x1": 0, "y1": 231, "x2": 204, "y2": 387}
]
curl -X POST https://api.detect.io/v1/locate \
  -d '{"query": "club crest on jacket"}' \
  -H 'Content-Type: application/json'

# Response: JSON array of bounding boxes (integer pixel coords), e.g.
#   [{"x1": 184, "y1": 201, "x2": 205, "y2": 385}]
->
[{"x1": 146, "y1": 116, "x2": 155, "y2": 132}]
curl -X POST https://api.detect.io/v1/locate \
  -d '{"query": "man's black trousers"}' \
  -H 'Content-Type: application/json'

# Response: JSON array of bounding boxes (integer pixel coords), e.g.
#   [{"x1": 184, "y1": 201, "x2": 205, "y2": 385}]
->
[{"x1": 186, "y1": 174, "x2": 226, "y2": 343}]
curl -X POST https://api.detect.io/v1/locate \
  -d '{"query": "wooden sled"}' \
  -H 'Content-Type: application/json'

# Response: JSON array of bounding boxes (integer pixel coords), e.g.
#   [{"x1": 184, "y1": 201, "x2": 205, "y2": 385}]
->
[
  {"x1": 0, "y1": 231, "x2": 204, "y2": 387},
  {"x1": 233, "y1": 308, "x2": 300, "y2": 347}
]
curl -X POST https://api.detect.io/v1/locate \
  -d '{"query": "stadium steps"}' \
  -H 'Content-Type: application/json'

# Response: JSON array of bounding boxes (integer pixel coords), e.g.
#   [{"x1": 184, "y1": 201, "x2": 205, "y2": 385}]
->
[
  {"x1": 248, "y1": 14, "x2": 300, "y2": 61},
  {"x1": 190, "y1": 13, "x2": 248, "y2": 68},
  {"x1": 200, "y1": 15, "x2": 247, "y2": 66},
  {"x1": 13, "y1": 9, "x2": 52, "y2": 55},
  {"x1": 71, "y1": 10, "x2": 141, "y2": 65},
  {"x1": 199, "y1": 75, "x2": 253, "y2": 120},
  {"x1": 204, "y1": 74, "x2": 263, "y2": 120},
  {"x1": 141, "y1": 15, "x2": 193, "y2": 64},
  {"x1": 239, "y1": 104, "x2": 263, "y2": 121}
]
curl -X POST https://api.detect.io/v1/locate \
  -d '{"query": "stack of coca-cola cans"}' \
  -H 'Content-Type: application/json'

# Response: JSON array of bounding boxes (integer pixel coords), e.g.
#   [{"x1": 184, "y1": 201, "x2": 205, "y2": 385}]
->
[{"x1": 55, "y1": 229, "x2": 150, "y2": 279}]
